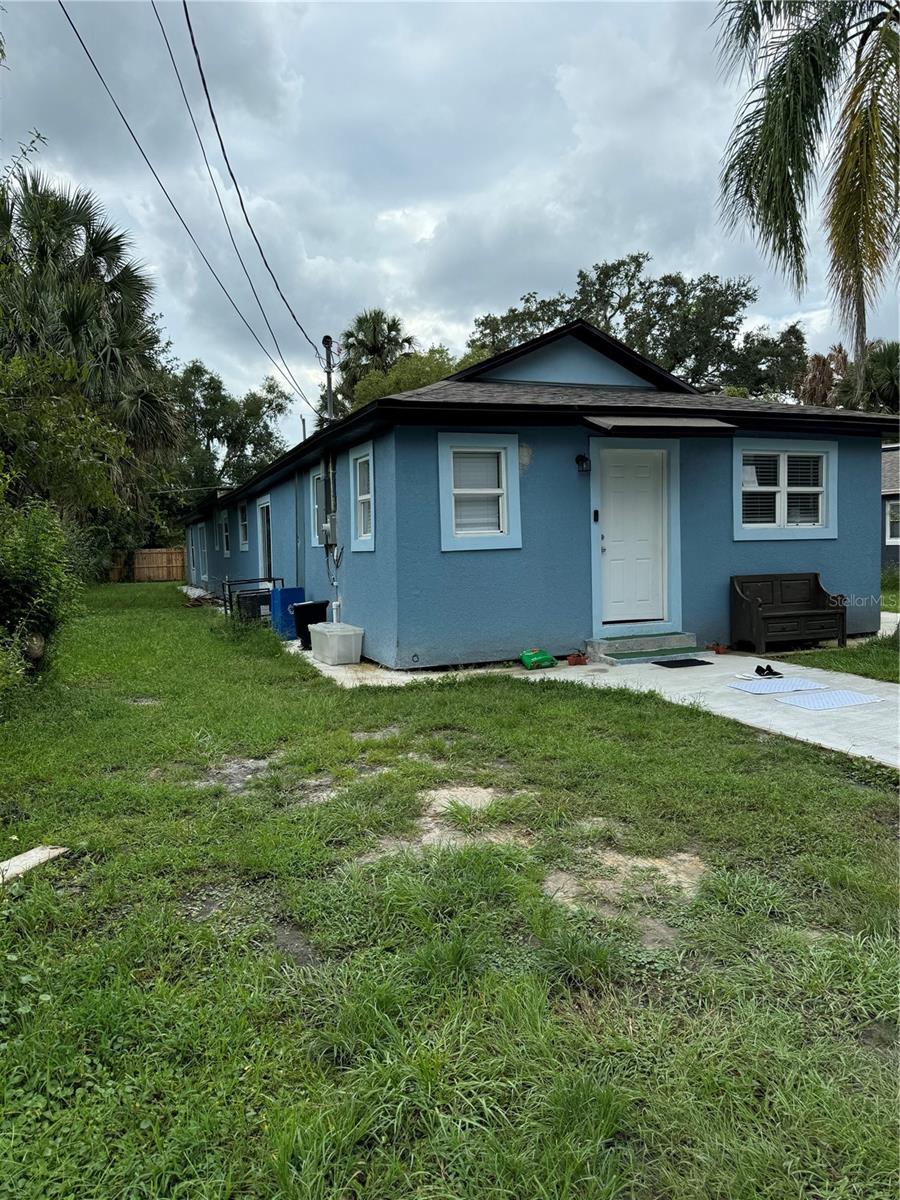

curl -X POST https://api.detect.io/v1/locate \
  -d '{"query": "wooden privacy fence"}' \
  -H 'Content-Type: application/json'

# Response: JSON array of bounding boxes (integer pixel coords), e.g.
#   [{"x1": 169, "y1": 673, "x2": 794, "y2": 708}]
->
[{"x1": 109, "y1": 547, "x2": 185, "y2": 583}]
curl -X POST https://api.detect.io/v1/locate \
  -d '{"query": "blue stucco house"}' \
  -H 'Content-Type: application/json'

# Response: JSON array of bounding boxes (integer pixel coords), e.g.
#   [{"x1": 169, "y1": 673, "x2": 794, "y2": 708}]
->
[{"x1": 185, "y1": 321, "x2": 892, "y2": 667}]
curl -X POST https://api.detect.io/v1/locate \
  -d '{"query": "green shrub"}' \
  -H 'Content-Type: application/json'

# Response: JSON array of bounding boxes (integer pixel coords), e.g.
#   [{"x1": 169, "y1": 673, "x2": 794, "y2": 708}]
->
[{"x1": 0, "y1": 485, "x2": 79, "y2": 648}]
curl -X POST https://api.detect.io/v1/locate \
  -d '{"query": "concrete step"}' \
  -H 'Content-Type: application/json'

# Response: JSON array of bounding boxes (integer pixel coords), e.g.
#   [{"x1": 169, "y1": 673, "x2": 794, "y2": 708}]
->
[{"x1": 587, "y1": 632, "x2": 696, "y2": 658}]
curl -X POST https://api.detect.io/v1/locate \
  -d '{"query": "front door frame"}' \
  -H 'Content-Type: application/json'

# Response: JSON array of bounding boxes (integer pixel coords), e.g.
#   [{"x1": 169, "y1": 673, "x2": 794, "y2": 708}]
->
[{"x1": 589, "y1": 437, "x2": 682, "y2": 638}]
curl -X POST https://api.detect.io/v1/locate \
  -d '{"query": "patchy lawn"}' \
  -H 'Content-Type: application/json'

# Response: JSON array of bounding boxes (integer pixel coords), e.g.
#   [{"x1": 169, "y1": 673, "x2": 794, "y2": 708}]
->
[
  {"x1": 776, "y1": 628, "x2": 900, "y2": 684},
  {"x1": 1, "y1": 585, "x2": 896, "y2": 1199}
]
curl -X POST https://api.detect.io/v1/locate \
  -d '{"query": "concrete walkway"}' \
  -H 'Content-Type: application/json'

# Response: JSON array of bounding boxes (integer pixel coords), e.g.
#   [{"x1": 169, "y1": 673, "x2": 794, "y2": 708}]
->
[{"x1": 533, "y1": 654, "x2": 899, "y2": 768}]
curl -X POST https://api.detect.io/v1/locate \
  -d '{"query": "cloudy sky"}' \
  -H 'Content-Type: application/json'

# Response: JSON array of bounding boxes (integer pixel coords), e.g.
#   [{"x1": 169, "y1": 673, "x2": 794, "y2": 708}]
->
[{"x1": 3, "y1": 1, "x2": 896, "y2": 441}]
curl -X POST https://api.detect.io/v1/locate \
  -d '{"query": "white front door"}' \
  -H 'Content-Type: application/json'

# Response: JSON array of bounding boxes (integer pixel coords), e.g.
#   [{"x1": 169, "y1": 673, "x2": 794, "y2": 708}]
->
[{"x1": 599, "y1": 448, "x2": 665, "y2": 623}]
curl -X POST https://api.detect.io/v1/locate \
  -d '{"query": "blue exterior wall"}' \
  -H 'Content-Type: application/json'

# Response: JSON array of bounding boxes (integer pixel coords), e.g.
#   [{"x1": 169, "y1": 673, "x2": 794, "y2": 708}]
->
[
  {"x1": 679, "y1": 434, "x2": 882, "y2": 642},
  {"x1": 482, "y1": 336, "x2": 653, "y2": 387},
  {"x1": 185, "y1": 424, "x2": 883, "y2": 667},
  {"x1": 387, "y1": 426, "x2": 882, "y2": 668},
  {"x1": 299, "y1": 431, "x2": 400, "y2": 666}
]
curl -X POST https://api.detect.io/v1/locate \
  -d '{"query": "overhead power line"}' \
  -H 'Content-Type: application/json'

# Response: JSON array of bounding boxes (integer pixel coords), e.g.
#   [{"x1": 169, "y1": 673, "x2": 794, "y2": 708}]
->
[
  {"x1": 56, "y1": 0, "x2": 313, "y2": 409},
  {"x1": 149, "y1": 0, "x2": 312, "y2": 412},
  {"x1": 181, "y1": 0, "x2": 324, "y2": 364}
]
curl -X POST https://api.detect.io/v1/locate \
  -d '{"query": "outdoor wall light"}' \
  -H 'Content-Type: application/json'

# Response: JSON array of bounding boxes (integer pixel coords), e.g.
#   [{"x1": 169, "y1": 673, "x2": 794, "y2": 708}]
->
[{"x1": 575, "y1": 454, "x2": 591, "y2": 474}]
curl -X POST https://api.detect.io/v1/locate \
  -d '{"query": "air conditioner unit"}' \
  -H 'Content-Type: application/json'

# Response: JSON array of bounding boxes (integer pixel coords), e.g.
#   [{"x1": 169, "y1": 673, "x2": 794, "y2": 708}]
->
[{"x1": 236, "y1": 589, "x2": 272, "y2": 623}]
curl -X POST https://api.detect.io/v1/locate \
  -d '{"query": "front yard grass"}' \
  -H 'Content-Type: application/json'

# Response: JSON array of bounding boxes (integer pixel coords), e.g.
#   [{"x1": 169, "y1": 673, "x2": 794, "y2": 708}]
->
[
  {"x1": 1, "y1": 585, "x2": 896, "y2": 1199},
  {"x1": 776, "y1": 627, "x2": 900, "y2": 683},
  {"x1": 882, "y1": 563, "x2": 899, "y2": 613}
]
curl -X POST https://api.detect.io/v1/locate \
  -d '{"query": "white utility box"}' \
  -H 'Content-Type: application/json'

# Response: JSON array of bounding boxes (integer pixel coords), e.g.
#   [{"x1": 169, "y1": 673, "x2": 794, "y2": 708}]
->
[{"x1": 308, "y1": 622, "x2": 364, "y2": 666}]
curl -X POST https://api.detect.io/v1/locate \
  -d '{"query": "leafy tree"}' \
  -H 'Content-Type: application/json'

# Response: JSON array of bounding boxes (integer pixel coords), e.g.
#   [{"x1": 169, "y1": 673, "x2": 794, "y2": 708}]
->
[
  {"x1": 467, "y1": 254, "x2": 808, "y2": 391},
  {"x1": 0, "y1": 354, "x2": 124, "y2": 513},
  {"x1": 331, "y1": 308, "x2": 415, "y2": 416},
  {"x1": 352, "y1": 346, "x2": 455, "y2": 408},
  {"x1": 0, "y1": 170, "x2": 178, "y2": 454},
  {"x1": 717, "y1": 1, "x2": 899, "y2": 383},
  {"x1": 720, "y1": 322, "x2": 808, "y2": 396},
  {"x1": 168, "y1": 361, "x2": 290, "y2": 491}
]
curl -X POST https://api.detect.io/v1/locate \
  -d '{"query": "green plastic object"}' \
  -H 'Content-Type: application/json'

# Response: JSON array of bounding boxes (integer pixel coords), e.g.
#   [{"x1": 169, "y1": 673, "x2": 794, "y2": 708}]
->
[{"x1": 519, "y1": 647, "x2": 557, "y2": 670}]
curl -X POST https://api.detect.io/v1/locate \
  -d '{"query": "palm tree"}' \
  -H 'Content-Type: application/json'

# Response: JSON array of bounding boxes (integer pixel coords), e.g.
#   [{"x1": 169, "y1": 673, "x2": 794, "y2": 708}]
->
[
  {"x1": 0, "y1": 170, "x2": 178, "y2": 453},
  {"x1": 718, "y1": 2, "x2": 899, "y2": 380},
  {"x1": 336, "y1": 308, "x2": 415, "y2": 406},
  {"x1": 832, "y1": 339, "x2": 900, "y2": 410}
]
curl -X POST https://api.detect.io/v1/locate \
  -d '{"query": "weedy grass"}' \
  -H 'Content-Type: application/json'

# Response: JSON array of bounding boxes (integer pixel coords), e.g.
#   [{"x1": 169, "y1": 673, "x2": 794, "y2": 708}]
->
[
  {"x1": 775, "y1": 626, "x2": 899, "y2": 683},
  {"x1": 0, "y1": 584, "x2": 897, "y2": 1198}
]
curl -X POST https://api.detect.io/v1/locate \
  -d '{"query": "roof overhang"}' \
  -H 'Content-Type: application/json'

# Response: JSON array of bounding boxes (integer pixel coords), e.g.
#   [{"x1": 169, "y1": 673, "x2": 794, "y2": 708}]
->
[{"x1": 585, "y1": 415, "x2": 737, "y2": 433}]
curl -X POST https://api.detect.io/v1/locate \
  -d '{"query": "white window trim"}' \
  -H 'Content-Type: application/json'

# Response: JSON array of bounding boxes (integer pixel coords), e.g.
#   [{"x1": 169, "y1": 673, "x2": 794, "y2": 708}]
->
[
  {"x1": 887, "y1": 498, "x2": 900, "y2": 546},
  {"x1": 213, "y1": 515, "x2": 220, "y2": 551},
  {"x1": 437, "y1": 433, "x2": 522, "y2": 552},
  {"x1": 222, "y1": 511, "x2": 231, "y2": 558},
  {"x1": 310, "y1": 470, "x2": 324, "y2": 547},
  {"x1": 188, "y1": 528, "x2": 196, "y2": 574},
  {"x1": 238, "y1": 502, "x2": 249, "y2": 551},
  {"x1": 451, "y1": 447, "x2": 508, "y2": 537},
  {"x1": 732, "y1": 438, "x2": 837, "y2": 541},
  {"x1": 349, "y1": 442, "x2": 374, "y2": 552},
  {"x1": 199, "y1": 525, "x2": 208, "y2": 581}
]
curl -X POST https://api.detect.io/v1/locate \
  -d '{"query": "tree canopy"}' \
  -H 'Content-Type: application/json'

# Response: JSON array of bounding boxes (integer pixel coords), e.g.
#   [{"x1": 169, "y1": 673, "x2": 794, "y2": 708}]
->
[{"x1": 468, "y1": 254, "x2": 808, "y2": 393}]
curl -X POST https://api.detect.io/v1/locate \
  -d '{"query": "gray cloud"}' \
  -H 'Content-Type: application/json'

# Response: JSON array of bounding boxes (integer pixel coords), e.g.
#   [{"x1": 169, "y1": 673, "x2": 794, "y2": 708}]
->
[{"x1": 3, "y1": 1, "x2": 896, "y2": 441}]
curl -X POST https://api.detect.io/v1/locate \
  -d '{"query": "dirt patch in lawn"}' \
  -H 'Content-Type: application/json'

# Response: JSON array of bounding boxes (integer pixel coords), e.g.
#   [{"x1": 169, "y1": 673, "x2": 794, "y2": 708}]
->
[
  {"x1": 286, "y1": 775, "x2": 338, "y2": 807},
  {"x1": 423, "y1": 785, "x2": 499, "y2": 813},
  {"x1": 178, "y1": 881, "x2": 318, "y2": 966},
  {"x1": 195, "y1": 757, "x2": 274, "y2": 793},
  {"x1": 857, "y1": 1019, "x2": 898, "y2": 1056},
  {"x1": 127, "y1": 696, "x2": 160, "y2": 706},
  {"x1": 352, "y1": 726, "x2": 401, "y2": 742},
  {"x1": 356, "y1": 784, "x2": 531, "y2": 863}
]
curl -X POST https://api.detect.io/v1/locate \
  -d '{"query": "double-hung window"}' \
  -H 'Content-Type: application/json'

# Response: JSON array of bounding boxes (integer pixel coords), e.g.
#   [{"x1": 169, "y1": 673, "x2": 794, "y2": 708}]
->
[
  {"x1": 222, "y1": 512, "x2": 230, "y2": 558},
  {"x1": 213, "y1": 516, "x2": 220, "y2": 551},
  {"x1": 887, "y1": 499, "x2": 900, "y2": 546},
  {"x1": 438, "y1": 433, "x2": 522, "y2": 551},
  {"x1": 238, "y1": 503, "x2": 249, "y2": 550},
  {"x1": 733, "y1": 440, "x2": 837, "y2": 540},
  {"x1": 452, "y1": 449, "x2": 507, "y2": 535},
  {"x1": 350, "y1": 443, "x2": 374, "y2": 551}
]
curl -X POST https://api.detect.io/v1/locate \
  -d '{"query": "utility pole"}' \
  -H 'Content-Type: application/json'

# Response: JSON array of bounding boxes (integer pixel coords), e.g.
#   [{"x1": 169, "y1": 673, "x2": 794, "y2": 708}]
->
[{"x1": 322, "y1": 334, "x2": 334, "y2": 420}]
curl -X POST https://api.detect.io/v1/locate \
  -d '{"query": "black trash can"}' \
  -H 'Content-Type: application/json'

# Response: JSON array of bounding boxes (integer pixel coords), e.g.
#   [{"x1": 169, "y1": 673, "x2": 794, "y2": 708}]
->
[{"x1": 290, "y1": 600, "x2": 329, "y2": 648}]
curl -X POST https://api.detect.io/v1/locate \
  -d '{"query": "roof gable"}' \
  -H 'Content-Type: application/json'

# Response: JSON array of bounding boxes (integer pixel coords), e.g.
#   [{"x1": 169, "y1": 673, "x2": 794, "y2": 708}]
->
[{"x1": 451, "y1": 319, "x2": 698, "y2": 393}]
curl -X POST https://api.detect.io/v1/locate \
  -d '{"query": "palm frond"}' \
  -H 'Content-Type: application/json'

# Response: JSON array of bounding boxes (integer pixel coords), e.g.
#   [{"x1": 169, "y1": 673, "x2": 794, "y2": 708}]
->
[
  {"x1": 720, "y1": 1, "x2": 856, "y2": 292},
  {"x1": 824, "y1": 21, "x2": 899, "y2": 366}
]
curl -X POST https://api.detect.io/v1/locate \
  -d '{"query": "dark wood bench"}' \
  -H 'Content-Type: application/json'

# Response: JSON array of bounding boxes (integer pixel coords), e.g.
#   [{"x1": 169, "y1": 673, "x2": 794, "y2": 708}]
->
[{"x1": 730, "y1": 573, "x2": 847, "y2": 654}]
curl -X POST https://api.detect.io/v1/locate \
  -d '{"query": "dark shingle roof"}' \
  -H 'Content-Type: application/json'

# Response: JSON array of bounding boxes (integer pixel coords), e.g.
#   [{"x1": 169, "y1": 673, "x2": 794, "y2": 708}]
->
[
  {"x1": 384, "y1": 378, "x2": 888, "y2": 421},
  {"x1": 883, "y1": 445, "x2": 900, "y2": 494}
]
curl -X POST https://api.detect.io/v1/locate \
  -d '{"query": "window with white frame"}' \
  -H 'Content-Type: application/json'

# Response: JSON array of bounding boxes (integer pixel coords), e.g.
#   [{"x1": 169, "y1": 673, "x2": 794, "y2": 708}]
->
[
  {"x1": 222, "y1": 512, "x2": 230, "y2": 557},
  {"x1": 451, "y1": 448, "x2": 507, "y2": 535},
  {"x1": 213, "y1": 516, "x2": 220, "y2": 550},
  {"x1": 350, "y1": 444, "x2": 374, "y2": 551},
  {"x1": 887, "y1": 499, "x2": 900, "y2": 545},
  {"x1": 741, "y1": 450, "x2": 826, "y2": 528},
  {"x1": 238, "y1": 503, "x2": 249, "y2": 550},
  {"x1": 437, "y1": 433, "x2": 523, "y2": 552},
  {"x1": 311, "y1": 470, "x2": 324, "y2": 546}
]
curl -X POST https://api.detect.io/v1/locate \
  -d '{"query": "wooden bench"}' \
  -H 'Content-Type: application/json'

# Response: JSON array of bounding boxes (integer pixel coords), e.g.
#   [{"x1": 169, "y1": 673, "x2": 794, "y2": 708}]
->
[{"x1": 730, "y1": 573, "x2": 847, "y2": 654}]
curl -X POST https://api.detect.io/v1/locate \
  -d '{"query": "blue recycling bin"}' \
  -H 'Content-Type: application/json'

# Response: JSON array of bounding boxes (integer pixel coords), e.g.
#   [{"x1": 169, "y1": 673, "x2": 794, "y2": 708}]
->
[{"x1": 270, "y1": 587, "x2": 305, "y2": 639}]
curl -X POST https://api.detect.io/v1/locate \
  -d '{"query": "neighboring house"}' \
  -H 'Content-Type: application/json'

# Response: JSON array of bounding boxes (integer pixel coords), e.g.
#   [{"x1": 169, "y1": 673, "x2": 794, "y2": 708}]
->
[
  {"x1": 186, "y1": 320, "x2": 892, "y2": 668},
  {"x1": 882, "y1": 443, "x2": 899, "y2": 566}
]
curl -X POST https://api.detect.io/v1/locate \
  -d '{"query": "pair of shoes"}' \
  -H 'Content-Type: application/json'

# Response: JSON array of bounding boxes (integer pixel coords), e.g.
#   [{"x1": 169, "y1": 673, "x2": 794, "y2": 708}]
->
[{"x1": 754, "y1": 664, "x2": 783, "y2": 678}]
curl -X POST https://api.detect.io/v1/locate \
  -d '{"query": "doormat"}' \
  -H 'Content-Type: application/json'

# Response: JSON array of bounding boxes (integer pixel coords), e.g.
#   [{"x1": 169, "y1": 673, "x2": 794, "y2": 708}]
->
[
  {"x1": 776, "y1": 689, "x2": 884, "y2": 711},
  {"x1": 652, "y1": 658, "x2": 712, "y2": 668},
  {"x1": 730, "y1": 678, "x2": 825, "y2": 694}
]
